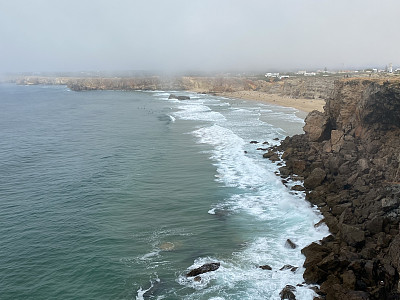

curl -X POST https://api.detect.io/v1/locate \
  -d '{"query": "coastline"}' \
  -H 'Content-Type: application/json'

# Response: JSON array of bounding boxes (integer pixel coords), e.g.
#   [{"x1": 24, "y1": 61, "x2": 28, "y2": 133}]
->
[{"x1": 207, "y1": 91, "x2": 324, "y2": 120}]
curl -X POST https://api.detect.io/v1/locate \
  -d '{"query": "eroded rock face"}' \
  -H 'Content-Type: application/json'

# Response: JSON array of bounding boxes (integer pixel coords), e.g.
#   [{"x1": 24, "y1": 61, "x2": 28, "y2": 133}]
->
[
  {"x1": 267, "y1": 78, "x2": 400, "y2": 300},
  {"x1": 303, "y1": 110, "x2": 330, "y2": 142}
]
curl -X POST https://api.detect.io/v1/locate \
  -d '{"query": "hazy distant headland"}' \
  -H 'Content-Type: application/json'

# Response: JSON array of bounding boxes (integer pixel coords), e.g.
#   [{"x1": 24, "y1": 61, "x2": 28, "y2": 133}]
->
[{"x1": 8, "y1": 69, "x2": 398, "y2": 101}]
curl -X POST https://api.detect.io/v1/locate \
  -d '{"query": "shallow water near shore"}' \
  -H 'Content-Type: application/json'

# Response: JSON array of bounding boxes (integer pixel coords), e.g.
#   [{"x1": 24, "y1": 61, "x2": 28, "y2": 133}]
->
[{"x1": 0, "y1": 84, "x2": 328, "y2": 299}]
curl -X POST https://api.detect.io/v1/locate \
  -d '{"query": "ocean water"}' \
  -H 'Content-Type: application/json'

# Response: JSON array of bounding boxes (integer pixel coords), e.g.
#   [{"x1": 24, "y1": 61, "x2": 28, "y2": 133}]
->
[{"x1": 0, "y1": 84, "x2": 328, "y2": 299}]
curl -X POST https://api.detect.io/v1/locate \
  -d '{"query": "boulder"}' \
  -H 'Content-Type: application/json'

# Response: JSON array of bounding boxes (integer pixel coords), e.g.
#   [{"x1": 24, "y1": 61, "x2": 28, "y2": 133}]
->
[
  {"x1": 280, "y1": 264, "x2": 298, "y2": 272},
  {"x1": 342, "y1": 270, "x2": 357, "y2": 289},
  {"x1": 292, "y1": 160, "x2": 306, "y2": 174},
  {"x1": 344, "y1": 291, "x2": 370, "y2": 300},
  {"x1": 259, "y1": 265, "x2": 272, "y2": 270},
  {"x1": 303, "y1": 265, "x2": 328, "y2": 284},
  {"x1": 169, "y1": 94, "x2": 190, "y2": 100},
  {"x1": 387, "y1": 234, "x2": 400, "y2": 271},
  {"x1": 186, "y1": 262, "x2": 220, "y2": 277},
  {"x1": 263, "y1": 150, "x2": 277, "y2": 158},
  {"x1": 340, "y1": 224, "x2": 365, "y2": 247},
  {"x1": 291, "y1": 185, "x2": 305, "y2": 191},
  {"x1": 304, "y1": 168, "x2": 326, "y2": 189},
  {"x1": 285, "y1": 239, "x2": 297, "y2": 249},
  {"x1": 365, "y1": 216, "x2": 384, "y2": 235},
  {"x1": 302, "y1": 242, "x2": 330, "y2": 268},
  {"x1": 279, "y1": 285, "x2": 296, "y2": 300}
]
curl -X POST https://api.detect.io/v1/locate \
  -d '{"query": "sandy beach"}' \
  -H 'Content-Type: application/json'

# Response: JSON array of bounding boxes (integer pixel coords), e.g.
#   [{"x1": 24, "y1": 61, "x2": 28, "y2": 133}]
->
[{"x1": 215, "y1": 91, "x2": 325, "y2": 114}]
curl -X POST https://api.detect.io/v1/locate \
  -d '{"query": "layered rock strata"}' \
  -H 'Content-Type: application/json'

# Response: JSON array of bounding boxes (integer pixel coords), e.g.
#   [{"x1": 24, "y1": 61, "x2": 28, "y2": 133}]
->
[{"x1": 268, "y1": 78, "x2": 400, "y2": 299}]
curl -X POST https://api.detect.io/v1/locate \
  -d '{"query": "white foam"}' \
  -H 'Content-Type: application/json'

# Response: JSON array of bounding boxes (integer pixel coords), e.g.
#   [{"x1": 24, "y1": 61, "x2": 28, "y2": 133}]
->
[
  {"x1": 136, "y1": 275, "x2": 161, "y2": 300},
  {"x1": 174, "y1": 103, "x2": 226, "y2": 122},
  {"x1": 185, "y1": 119, "x2": 328, "y2": 298},
  {"x1": 168, "y1": 114, "x2": 176, "y2": 122},
  {"x1": 178, "y1": 253, "x2": 323, "y2": 299},
  {"x1": 193, "y1": 125, "x2": 276, "y2": 189},
  {"x1": 140, "y1": 250, "x2": 161, "y2": 261},
  {"x1": 208, "y1": 208, "x2": 216, "y2": 215}
]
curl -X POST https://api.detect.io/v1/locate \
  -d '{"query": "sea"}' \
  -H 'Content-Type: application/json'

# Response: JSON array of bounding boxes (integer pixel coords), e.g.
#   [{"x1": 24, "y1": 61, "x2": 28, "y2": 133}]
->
[{"x1": 0, "y1": 83, "x2": 328, "y2": 300}]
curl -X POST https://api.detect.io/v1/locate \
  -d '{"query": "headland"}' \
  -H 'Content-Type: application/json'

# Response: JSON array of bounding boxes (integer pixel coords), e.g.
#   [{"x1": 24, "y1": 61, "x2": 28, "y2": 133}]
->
[
  {"x1": 8, "y1": 74, "x2": 335, "y2": 113},
  {"x1": 265, "y1": 77, "x2": 400, "y2": 299}
]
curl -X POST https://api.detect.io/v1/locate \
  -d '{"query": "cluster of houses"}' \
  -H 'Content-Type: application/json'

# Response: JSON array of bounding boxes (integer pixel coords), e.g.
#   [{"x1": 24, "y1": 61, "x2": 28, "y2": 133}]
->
[
  {"x1": 265, "y1": 70, "x2": 320, "y2": 80},
  {"x1": 264, "y1": 73, "x2": 289, "y2": 79}
]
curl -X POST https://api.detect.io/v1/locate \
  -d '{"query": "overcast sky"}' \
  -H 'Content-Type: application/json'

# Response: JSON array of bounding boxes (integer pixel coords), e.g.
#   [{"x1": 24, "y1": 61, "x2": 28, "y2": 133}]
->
[{"x1": 1, "y1": 0, "x2": 399, "y2": 73}]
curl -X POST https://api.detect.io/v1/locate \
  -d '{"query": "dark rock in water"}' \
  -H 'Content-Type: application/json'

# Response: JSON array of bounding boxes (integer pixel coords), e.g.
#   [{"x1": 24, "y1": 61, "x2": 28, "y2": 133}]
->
[
  {"x1": 193, "y1": 276, "x2": 201, "y2": 282},
  {"x1": 250, "y1": 140, "x2": 259, "y2": 144},
  {"x1": 280, "y1": 264, "x2": 298, "y2": 272},
  {"x1": 168, "y1": 94, "x2": 190, "y2": 100},
  {"x1": 279, "y1": 285, "x2": 296, "y2": 299},
  {"x1": 285, "y1": 239, "x2": 297, "y2": 249},
  {"x1": 178, "y1": 96, "x2": 191, "y2": 100},
  {"x1": 186, "y1": 262, "x2": 220, "y2": 277},
  {"x1": 259, "y1": 265, "x2": 272, "y2": 270},
  {"x1": 263, "y1": 150, "x2": 280, "y2": 162}
]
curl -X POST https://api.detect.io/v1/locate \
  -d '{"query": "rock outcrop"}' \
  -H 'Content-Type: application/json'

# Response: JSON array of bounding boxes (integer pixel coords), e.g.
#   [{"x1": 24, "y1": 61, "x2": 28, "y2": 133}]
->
[
  {"x1": 168, "y1": 94, "x2": 190, "y2": 100},
  {"x1": 267, "y1": 78, "x2": 400, "y2": 299},
  {"x1": 186, "y1": 262, "x2": 220, "y2": 277}
]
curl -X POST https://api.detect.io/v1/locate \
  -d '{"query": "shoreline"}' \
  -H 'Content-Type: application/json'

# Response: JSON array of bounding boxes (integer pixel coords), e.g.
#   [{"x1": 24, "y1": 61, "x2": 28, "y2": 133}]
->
[{"x1": 215, "y1": 91, "x2": 325, "y2": 114}]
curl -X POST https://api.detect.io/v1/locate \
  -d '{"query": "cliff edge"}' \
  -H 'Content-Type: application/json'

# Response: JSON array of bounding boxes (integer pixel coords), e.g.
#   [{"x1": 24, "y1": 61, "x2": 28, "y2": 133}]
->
[{"x1": 269, "y1": 78, "x2": 400, "y2": 299}]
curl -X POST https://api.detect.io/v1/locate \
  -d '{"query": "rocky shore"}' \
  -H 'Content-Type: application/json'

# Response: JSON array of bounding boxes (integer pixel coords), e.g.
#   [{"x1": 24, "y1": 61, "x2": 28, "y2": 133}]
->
[{"x1": 266, "y1": 78, "x2": 400, "y2": 299}]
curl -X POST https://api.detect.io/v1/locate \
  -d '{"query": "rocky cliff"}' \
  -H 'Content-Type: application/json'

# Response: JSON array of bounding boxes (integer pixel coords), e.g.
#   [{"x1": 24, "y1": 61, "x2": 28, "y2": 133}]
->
[
  {"x1": 15, "y1": 75, "x2": 335, "y2": 100},
  {"x1": 268, "y1": 78, "x2": 400, "y2": 299}
]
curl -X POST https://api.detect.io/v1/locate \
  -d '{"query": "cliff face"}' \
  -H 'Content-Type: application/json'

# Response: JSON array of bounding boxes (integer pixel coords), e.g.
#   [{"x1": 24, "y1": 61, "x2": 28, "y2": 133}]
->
[
  {"x1": 271, "y1": 78, "x2": 400, "y2": 299},
  {"x1": 15, "y1": 75, "x2": 335, "y2": 100},
  {"x1": 180, "y1": 76, "x2": 335, "y2": 99}
]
